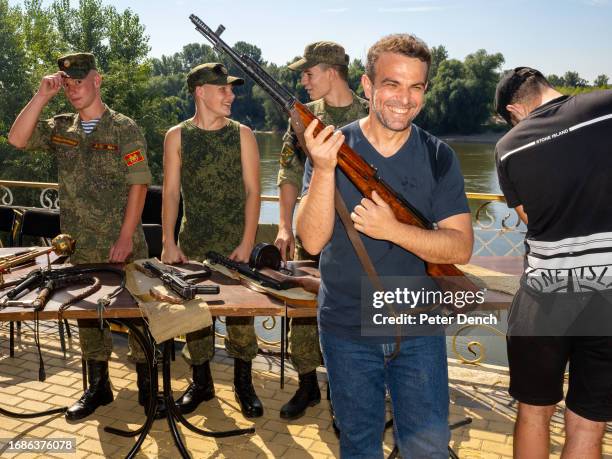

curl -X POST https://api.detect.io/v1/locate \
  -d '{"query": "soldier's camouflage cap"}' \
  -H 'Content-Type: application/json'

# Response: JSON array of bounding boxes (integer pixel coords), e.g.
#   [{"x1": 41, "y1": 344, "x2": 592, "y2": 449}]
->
[
  {"x1": 288, "y1": 41, "x2": 349, "y2": 71},
  {"x1": 187, "y1": 62, "x2": 244, "y2": 92},
  {"x1": 57, "y1": 52, "x2": 97, "y2": 79}
]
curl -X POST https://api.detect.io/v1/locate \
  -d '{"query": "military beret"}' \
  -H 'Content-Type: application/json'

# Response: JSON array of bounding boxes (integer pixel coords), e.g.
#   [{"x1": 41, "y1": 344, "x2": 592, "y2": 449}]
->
[
  {"x1": 57, "y1": 52, "x2": 97, "y2": 79},
  {"x1": 187, "y1": 62, "x2": 244, "y2": 92},
  {"x1": 288, "y1": 41, "x2": 349, "y2": 71}
]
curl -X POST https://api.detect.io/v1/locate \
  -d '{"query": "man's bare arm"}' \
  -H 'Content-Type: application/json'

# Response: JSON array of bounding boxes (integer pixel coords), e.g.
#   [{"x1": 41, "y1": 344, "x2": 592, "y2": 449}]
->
[
  {"x1": 275, "y1": 183, "x2": 299, "y2": 260},
  {"x1": 109, "y1": 183, "x2": 147, "y2": 262},
  {"x1": 161, "y1": 126, "x2": 188, "y2": 264},
  {"x1": 229, "y1": 125, "x2": 261, "y2": 262},
  {"x1": 296, "y1": 122, "x2": 344, "y2": 255},
  {"x1": 514, "y1": 205, "x2": 528, "y2": 225},
  {"x1": 8, "y1": 72, "x2": 65, "y2": 148}
]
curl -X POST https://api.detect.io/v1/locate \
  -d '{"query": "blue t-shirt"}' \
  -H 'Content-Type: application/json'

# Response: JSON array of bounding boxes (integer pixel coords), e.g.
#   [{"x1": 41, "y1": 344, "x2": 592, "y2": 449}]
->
[{"x1": 302, "y1": 121, "x2": 470, "y2": 340}]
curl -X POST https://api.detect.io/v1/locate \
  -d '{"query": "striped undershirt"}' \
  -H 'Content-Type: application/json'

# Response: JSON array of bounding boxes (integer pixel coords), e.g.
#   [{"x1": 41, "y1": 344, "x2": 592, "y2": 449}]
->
[{"x1": 80, "y1": 118, "x2": 100, "y2": 135}]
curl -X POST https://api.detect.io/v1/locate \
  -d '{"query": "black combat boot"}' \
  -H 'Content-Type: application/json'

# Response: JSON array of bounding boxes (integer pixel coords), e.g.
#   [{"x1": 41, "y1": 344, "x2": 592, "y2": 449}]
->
[
  {"x1": 175, "y1": 361, "x2": 215, "y2": 414},
  {"x1": 233, "y1": 358, "x2": 263, "y2": 418},
  {"x1": 65, "y1": 360, "x2": 114, "y2": 422},
  {"x1": 280, "y1": 370, "x2": 321, "y2": 420},
  {"x1": 136, "y1": 363, "x2": 167, "y2": 419}
]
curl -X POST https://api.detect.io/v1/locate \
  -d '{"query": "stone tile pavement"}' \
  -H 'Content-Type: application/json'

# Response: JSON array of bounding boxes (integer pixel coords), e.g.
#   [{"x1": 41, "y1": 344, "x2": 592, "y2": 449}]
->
[{"x1": 0, "y1": 321, "x2": 610, "y2": 458}]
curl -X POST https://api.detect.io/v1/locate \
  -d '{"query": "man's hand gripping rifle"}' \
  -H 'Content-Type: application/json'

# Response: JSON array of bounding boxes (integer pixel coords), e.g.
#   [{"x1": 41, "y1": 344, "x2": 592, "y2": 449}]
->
[{"x1": 189, "y1": 14, "x2": 478, "y2": 294}]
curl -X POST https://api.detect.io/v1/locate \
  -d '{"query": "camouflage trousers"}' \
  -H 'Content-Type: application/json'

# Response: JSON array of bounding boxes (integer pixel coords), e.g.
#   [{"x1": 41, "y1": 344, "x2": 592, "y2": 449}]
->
[
  {"x1": 290, "y1": 237, "x2": 322, "y2": 375},
  {"x1": 289, "y1": 317, "x2": 322, "y2": 375},
  {"x1": 77, "y1": 318, "x2": 147, "y2": 363},
  {"x1": 182, "y1": 317, "x2": 259, "y2": 366}
]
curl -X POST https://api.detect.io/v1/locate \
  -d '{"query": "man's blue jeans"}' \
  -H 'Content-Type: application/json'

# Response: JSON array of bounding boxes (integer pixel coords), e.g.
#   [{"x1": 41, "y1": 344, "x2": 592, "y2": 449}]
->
[{"x1": 320, "y1": 330, "x2": 450, "y2": 459}]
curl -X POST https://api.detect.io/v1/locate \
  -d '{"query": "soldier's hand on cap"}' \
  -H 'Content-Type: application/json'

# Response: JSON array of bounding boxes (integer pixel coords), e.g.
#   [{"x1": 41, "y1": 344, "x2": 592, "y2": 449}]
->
[
  {"x1": 274, "y1": 227, "x2": 295, "y2": 262},
  {"x1": 108, "y1": 236, "x2": 134, "y2": 263},
  {"x1": 161, "y1": 243, "x2": 188, "y2": 264},
  {"x1": 37, "y1": 71, "x2": 68, "y2": 100},
  {"x1": 304, "y1": 120, "x2": 343, "y2": 173}
]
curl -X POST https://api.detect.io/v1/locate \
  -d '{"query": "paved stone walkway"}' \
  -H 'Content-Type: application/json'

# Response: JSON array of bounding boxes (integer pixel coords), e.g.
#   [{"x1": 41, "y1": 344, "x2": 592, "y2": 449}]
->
[{"x1": 0, "y1": 322, "x2": 610, "y2": 458}]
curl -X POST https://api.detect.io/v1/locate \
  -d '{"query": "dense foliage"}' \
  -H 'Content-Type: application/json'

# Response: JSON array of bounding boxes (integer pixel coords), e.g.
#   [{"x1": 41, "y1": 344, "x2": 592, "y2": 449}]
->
[{"x1": 1, "y1": 0, "x2": 609, "y2": 186}]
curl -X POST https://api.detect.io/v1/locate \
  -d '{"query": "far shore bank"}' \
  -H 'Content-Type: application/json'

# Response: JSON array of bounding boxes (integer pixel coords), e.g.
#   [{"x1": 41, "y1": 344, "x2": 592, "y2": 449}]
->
[
  {"x1": 255, "y1": 130, "x2": 506, "y2": 144},
  {"x1": 441, "y1": 131, "x2": 505, "y2": 144}
]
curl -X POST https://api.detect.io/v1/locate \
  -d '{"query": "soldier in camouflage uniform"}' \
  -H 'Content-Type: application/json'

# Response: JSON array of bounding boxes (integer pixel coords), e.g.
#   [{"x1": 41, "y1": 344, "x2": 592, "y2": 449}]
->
[
  {"x1": 161, "y1": 63, "x2": 264, "y2": 418},
  {"x1": 7, "y1": 53, "x2": 155, "y2": 421},
  {"x1": 274, "y1": 42, "x2": 369, "y2": 420}
]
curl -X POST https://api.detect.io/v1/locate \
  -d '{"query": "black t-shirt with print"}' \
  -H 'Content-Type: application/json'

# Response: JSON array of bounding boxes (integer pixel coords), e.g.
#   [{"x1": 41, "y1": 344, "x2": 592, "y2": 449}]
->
[{"x1": 495, "y1": 90, "x2": 612, "y2": 293}]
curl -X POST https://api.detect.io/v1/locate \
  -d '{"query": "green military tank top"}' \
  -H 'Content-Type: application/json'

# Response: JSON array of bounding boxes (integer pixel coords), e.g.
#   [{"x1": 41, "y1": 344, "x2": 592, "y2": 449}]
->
[{"x1": 178, "y1": 118, "x2": 245, "y2": 260}]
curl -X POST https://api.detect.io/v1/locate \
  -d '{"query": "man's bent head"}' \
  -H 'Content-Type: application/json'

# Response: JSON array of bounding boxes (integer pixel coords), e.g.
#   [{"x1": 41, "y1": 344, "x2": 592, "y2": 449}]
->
[{"x1": 495, "y1": 67, "x2": 552, "y2": 125}]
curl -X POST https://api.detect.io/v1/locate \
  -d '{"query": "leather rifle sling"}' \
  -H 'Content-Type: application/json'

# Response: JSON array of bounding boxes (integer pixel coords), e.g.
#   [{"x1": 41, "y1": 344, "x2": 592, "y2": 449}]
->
[
  {"x1": 290, "y1": 113, "x2": 401, "y2": 359},
  {"x1": 333, "y1": 188, "x2": 401, "y2": 361},
  {"x1": 333, "y1": 188, "x2": 384, "y2": 292}
]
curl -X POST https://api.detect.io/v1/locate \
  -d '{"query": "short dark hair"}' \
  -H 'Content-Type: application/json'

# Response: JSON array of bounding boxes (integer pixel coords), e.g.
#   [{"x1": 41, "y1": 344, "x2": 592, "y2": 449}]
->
[
  {"x1": 495, "y1": 67, "x2": 552, "y2": 124},
  {"x1": 366, "y1": 34, "x2": 431, "y2": 82},
  {"x1": 509, "y1": 73, "x2": 552, "y2": 105},
  {"x1": 319, "y1": 63, "x2": 349, "y2": 82}
]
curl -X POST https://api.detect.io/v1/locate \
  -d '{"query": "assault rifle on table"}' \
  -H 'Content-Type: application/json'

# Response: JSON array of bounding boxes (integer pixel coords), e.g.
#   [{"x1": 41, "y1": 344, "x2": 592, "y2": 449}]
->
[
  {"x1": 0, "y1": 265, "x2": 124, "y2": 375},
  {"x1": 189, "y1": 15, "x2": 478, "y2": 295},
  {"x1": 141, "y1": 261, "x2": 219, "y2": 300},
  {"x1": 1, "y1": 266, "x2": 124, "y2": 308},
  {"x1": 1, "y1": 271, "x2": 99, "y2": 311},
  {"x1": 206, "y1": 251, "x2": 294, "y2": 290}
]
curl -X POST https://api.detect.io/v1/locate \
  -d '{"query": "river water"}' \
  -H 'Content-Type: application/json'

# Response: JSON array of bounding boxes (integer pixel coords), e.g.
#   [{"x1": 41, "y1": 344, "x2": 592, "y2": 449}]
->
[{"x1": 257, "y1": 133, "x2": 502, "y2": 223}]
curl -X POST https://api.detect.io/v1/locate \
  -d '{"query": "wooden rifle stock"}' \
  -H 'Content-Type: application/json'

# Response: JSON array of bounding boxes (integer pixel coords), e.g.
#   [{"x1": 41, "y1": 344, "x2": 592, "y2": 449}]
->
[{"x1": 289, "y1": 103, "x2": 473, "y2": 284}]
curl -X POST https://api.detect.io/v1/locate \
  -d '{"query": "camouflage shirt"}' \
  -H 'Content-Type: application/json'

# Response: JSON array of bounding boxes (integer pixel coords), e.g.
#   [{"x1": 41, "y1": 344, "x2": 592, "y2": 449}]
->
[
  {"x1": 178, "y1": 119, "x2": 245, "y2": 260},
  {"x1": 25, "y1": 106, "x2": 151, "y2": 263},
  {"x1": 277, "y1": 92, "x2": 369, "y2": 188}
]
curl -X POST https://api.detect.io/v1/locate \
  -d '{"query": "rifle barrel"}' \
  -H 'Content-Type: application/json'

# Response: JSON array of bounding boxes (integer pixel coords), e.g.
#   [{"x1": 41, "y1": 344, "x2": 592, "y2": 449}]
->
[{"x1": 189, "y1": 14, "x2": 295, "y2": 110}]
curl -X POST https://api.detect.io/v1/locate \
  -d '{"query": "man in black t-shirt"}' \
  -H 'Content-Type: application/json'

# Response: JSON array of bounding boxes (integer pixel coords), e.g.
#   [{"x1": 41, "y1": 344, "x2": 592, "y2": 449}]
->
[{"x1": 494, "y1": 67, "x2": 612, "y2": 458}]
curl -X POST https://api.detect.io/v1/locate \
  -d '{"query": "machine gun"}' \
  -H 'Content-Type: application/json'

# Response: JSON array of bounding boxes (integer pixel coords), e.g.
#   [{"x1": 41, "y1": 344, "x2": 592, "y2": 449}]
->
[
  {"x1": 206, "y1": 251, "x2": 294, "y2": 290},
  {"x1": 0, "y1": 263, "x2": 123, "y2": 378},
  {"x1": 141, "y1": 261, "x2": 219, "y2": 300},
  {"x1": 1, "y1": 271, "x2": 99, "y2": 311}
]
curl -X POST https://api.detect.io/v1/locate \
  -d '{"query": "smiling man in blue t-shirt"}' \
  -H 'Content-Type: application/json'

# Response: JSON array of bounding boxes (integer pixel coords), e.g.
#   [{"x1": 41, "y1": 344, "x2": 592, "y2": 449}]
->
[{"x1": 296, "y1": 34, "x2": 473, "y2": 459}]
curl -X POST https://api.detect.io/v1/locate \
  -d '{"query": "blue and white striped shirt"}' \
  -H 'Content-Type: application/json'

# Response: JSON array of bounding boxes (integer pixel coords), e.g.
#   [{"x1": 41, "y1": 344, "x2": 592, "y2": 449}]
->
[{"x1": 81, "y1": 118, "x2": 100, "y2": 135}]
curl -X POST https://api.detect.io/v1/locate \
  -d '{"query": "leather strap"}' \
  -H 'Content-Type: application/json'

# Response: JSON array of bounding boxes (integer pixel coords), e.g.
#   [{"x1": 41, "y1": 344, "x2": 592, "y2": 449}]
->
[
  {"x1": 334, "y1": 188, "x2": 384, "y2": 292},
  {"x1": 334, "y1": 187, "x2": 401, "y2": 361}
]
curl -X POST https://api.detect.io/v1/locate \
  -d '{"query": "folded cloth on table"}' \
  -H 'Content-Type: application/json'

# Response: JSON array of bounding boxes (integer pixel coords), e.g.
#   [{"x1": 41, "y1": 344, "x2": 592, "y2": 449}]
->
[{"x1": 125, "y1": 259, "x2": 213, "y2": 343}]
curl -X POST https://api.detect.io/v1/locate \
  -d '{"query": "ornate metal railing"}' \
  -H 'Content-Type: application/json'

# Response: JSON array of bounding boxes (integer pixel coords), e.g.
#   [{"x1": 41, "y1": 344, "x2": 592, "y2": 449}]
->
[
  {"x1": 469, "y1": 192, "x2": 525, "y2": 256},
  {"x1": 1, "y1": 181, "x2": 522, "y2": 364},
  {"x1": 0, "y1": 180, "x2": 60, "y2": 210}
]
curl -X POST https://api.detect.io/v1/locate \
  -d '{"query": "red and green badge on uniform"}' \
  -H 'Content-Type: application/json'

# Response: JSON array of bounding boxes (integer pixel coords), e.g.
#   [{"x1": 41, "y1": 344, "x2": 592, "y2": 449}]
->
[{"x1": 124, "y1": 149, "x2": 144, "y2": 166}]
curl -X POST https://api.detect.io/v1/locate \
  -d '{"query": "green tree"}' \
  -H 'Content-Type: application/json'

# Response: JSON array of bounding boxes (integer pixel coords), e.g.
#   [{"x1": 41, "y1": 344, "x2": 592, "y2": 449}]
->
[
  {"x1": 106, "y1": 8, "x2": 150, "y2": 64},
  {"x1": 547, "y1": 74, "x2": 564, "y2": 87},
  {"x1": 418, "y1": 50, "x2": 504, "y2": 134},
  {"x1": 0, "y1": 0, "x2": 30, "y2": 133},
  {"x1": 348, "y1": 58, "x2": 365, "y2": 97},
  {"x1": 428, "y1": 45, "x2": 448, "y2": 86},
  {"x1": 1, "y1": 0, "x2": 158, "y2": 187},
  {"x1": 52, "y1": 0, "x2": 110, "y2": 67},
  {"x1": 593, "y1": 74, "x2": 609, "y2": 87},
  {"x1": 562, "y1": 71, "x2": 587, "y2": 87},
  {"x1": 0, "y1": 0, "x2": 57, "y2": 189}
]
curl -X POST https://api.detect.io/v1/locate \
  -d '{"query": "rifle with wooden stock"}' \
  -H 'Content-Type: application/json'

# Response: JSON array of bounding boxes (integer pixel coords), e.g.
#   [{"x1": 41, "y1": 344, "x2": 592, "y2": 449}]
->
[{"x1": 189, "y1": 14, "x2": 477, "y2": 293}]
